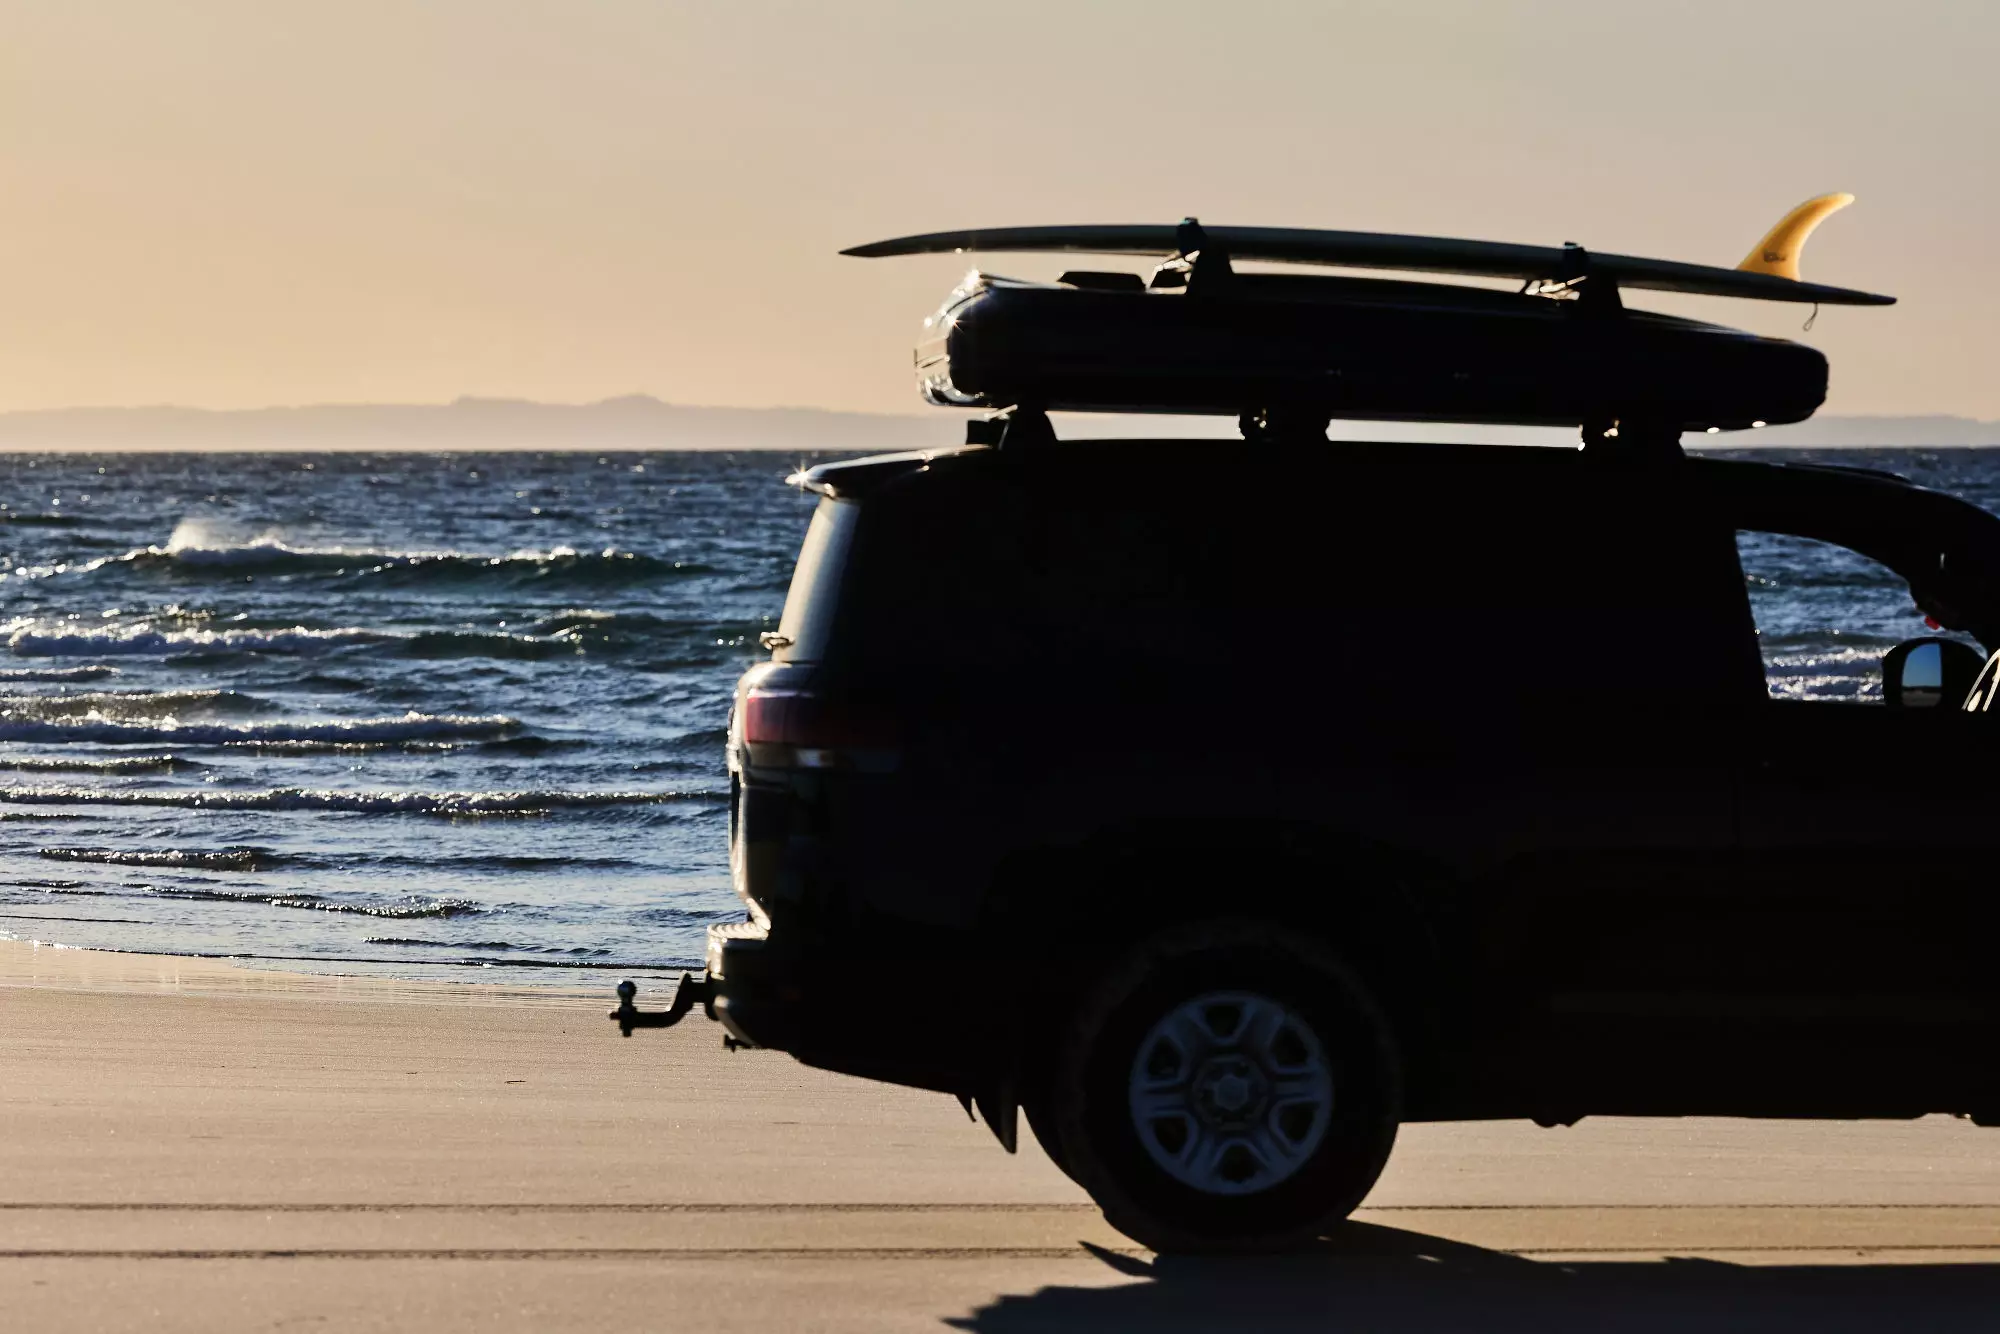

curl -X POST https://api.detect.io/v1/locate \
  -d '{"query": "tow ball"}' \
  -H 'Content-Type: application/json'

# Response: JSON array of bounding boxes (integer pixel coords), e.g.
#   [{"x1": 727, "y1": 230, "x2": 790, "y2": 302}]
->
[{"x1": 608, "y1": 974, "x2": 715, "y2": 1037}]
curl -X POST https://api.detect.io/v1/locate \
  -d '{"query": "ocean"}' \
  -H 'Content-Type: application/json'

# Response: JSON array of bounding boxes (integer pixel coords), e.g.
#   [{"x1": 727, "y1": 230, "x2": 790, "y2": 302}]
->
[{"x1": 0, "y1": 446, "x2": 1993, "y2": 988}]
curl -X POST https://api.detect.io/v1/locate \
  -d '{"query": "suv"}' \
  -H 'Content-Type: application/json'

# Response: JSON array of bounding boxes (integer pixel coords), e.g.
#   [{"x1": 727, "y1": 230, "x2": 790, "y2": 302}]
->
[{"x1": 663, "y1": 437, "x2": 2000, "y2": 1251}]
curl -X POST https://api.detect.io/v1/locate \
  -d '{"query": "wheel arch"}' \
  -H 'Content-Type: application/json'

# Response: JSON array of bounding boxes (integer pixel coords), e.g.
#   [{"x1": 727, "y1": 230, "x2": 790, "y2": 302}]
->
[{"x1": 982, "y1": 819, "x2": 1455, "y2": 1070}]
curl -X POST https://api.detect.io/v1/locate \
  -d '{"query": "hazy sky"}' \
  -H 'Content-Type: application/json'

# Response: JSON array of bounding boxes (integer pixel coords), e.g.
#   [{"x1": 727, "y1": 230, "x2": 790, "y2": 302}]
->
[{"x1": 3, "y1": 1, "x2": 1995, "y2": 418}]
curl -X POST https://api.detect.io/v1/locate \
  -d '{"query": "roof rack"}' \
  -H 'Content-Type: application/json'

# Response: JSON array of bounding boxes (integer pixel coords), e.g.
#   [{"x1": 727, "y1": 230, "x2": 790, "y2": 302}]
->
[{"x1": 845, "y1": 200, "x2": 1894, "y2": 449}]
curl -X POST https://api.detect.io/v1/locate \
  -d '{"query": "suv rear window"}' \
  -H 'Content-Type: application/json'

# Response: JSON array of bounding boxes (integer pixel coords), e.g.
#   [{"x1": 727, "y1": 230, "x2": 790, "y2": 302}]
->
[{"x1": 773, "y1": 497, "x2": 859, "y2": 662}]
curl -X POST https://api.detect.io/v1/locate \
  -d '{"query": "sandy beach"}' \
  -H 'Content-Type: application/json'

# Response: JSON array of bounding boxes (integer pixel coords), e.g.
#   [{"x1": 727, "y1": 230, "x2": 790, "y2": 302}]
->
[{"x1": 9, "y1": 938, "x2": 2000, "y2": 1331}]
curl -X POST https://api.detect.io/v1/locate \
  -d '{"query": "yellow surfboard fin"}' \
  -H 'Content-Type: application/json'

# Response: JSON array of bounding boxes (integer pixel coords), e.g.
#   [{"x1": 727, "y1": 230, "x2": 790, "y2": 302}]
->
[{"x1": 1737, "y1": 193, "x2": 1856, "y2": 282}]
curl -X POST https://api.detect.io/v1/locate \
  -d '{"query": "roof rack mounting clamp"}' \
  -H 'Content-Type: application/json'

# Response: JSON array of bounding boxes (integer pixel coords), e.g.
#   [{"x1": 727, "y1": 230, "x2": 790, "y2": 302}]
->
[
  {"x1": 966, "y1": 406, "x2": 1055, "y2": 449},
  {"x1": 1581, "y1": 416, "x2": 1682, "y2": 457},
  {"x1": 964, "y1": 413, "x2": 1009, "y2": 447},
  {"x1": 1239, "y1": 406, "x2": 1332, "y2": 444},
  {"x1": 1551, "y1": 242, "x2": 1624, "y2": 315},
  {"x1": 1000, "y1": 406, "x2": 1055, "y2": 448},
  {"x1": 1149, "y1": 216, "x2": 1234, "y2": 294}
]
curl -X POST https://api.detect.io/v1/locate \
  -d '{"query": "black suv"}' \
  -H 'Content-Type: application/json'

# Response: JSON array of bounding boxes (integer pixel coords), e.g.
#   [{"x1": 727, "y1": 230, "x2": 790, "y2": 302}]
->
[{"x1": 688, "y1": 437, "x2": 2000, "y2": 1252}]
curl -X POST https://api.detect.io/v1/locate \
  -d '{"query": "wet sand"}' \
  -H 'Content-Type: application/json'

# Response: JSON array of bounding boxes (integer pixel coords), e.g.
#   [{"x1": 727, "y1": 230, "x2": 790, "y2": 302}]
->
[{"x1": 8, "y1": 939, "x2": 2000, "y2": 1331}]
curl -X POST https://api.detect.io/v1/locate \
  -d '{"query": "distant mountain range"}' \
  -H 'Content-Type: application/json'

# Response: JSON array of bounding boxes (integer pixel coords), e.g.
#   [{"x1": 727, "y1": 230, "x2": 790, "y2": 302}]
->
[
  {"x1": 0, "y1": 395, "x2": 1991, "y2": 450},
  {"x1": 0, "y1": 396, "x2": 959, "y2": 452},
  {"x1": 1707, "y1": 415, "x2": 2000, "y2": 448}
]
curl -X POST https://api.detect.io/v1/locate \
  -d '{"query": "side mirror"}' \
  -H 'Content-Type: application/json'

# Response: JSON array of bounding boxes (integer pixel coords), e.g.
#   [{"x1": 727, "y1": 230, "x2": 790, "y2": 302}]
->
[{"x1": 1883, "y1": 637, "x2": 1987, "y2": 710}]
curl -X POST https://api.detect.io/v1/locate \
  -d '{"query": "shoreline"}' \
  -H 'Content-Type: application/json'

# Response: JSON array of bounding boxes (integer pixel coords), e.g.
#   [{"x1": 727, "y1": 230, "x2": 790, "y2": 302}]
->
[{"x1": 0, "y1": 935, "x2": 628, "y2": 1008}]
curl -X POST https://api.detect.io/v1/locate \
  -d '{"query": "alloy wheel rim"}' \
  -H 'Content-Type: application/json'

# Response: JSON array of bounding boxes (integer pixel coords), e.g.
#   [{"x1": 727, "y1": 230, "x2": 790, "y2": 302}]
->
[{"x1": 1126, "y1": 990, "x2": 1334, "y2": 1195}]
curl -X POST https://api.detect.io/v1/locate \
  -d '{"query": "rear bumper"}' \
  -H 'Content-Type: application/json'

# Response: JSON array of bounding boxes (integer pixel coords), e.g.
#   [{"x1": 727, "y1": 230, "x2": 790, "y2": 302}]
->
[
  {"x1": 703, "y1": 916, "x2": 1016, "y2": 1095},
  {"x1": 705, "y1": 918, "x2": 807, "y2": 1052}
]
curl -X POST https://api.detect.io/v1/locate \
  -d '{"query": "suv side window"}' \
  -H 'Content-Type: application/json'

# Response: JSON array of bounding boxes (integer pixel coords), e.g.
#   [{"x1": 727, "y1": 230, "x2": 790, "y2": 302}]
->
[
  {"x1": 1735, "y1": 530, "x2": 1980, "y2": 703},
  {"x1": 1017, "y1": 468, "x2": 1767, "y2": 722},
  {"x1": 846, "y1": 458, "x2": 1766, "y2": 723},
  {"x1": 1351, "y1": 470, "x2": 1763, "y2": 721}
]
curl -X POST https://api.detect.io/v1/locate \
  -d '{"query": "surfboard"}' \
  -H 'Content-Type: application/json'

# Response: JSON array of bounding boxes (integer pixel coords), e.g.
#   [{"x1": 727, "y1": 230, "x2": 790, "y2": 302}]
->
[{"x1": 843, "y1": 197, "x2": 1893, "y2": 307}]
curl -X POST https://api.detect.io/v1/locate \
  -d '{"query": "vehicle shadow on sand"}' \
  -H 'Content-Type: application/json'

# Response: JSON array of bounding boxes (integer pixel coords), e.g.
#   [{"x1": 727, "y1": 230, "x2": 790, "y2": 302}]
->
[{"x1": 950, "y1": 1222, "x2": 2000, "y2": 1333}]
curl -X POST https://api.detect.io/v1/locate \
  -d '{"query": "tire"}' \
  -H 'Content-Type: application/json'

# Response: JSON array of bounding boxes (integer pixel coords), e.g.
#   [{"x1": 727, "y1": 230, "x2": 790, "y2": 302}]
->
[{"x1": 1047, "y1": 919, "x2": 1402, "y2": 1253}]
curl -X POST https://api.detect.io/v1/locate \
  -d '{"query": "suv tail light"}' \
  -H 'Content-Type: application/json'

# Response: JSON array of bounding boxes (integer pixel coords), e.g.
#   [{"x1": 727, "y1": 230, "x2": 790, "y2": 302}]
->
[{"x1": 741, "y1": 688, "x2": 899, "y2": 770}]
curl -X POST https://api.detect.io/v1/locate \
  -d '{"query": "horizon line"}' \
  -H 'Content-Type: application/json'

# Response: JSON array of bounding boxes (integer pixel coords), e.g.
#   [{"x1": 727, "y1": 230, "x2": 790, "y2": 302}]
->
[
  {"x1": 0, "y1": 397, "x2": 1990, "y2": 426},
  {"x1": 0, "y1": 394, "x2": 945, "y2": 420}
]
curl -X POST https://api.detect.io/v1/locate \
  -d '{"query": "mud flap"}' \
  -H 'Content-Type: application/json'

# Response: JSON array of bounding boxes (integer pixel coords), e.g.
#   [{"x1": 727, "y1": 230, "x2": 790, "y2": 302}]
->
[{"x1": 957, "y1": 1080, "x2": 1018, "y2": 1154}]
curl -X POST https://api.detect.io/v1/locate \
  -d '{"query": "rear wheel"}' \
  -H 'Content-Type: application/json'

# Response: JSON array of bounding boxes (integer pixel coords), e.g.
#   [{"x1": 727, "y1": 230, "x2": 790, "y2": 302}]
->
[{"x1": 1047, "y1": 920, "x2": 1401, "y2": 1253}]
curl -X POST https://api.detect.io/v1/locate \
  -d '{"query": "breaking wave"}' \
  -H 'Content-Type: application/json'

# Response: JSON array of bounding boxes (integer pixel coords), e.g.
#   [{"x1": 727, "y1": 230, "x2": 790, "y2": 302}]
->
[
  {"x1": 166, "y1": 890, "x2": 480, "y2": 919},
  {"x1": 1, "y1": 603, "x2": 736, "y2": 666},
  {"x1": 0, "y1": 711, "x2": 519, "y2": 746},
  {"x1": 0, "y1": 614, "x2": 703, "y2": 661},
  {"x1": 5, "y1": 524, "x2": 694, "y2": 587},
  {"x1": 367, "y1": 936, "x2": 514, "y2": 949},
  {"x1": 0, "y1": 754, "x2": 202, "y2": 774},
  {"x1": 0, "y1": 665, "x2": 118, "y2": 682},
  {"x1": 1764, "y1": 644, "x2": 1893, "y2": 669},
  {"x1": 0, "y1": 785, "x2": 718, "y2": 813},
  {"x1": 26, "y1": 869, "x2": 481, "y2": 918},
  {"x1": 4, "y1": 621, "x2": 383, "y2": 657},
  {"x1": 38, "y1": 846, "x2": 279, "y2": 871},
  {"x1": 358, "y1": 936, "x2": 621, "y2": 960},
  {"x1": 0, "y1": 689, "x2": 273, "y2": 722},
  {"x1": 28, "y1": 851, "x2": 480, "y2": 917}
]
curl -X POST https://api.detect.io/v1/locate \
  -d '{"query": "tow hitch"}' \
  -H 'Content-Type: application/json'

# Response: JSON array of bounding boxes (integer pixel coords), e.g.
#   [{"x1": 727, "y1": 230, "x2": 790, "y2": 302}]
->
[{"x1": 608, "y1": 974, "x2": 715, "y2": 1037}]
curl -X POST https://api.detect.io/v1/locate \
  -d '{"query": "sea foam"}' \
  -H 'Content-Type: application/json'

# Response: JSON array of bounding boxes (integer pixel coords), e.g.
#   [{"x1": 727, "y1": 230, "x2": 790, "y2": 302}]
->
[
  {"x1": 2, "y1": 522, "x2": 686, "y2": 586},
  {"x1": 3, "y1": 621, "x2": 383, "y2": 657},
  {"x1": 0, "y1": 689, "x2": 271, "y2": 722},
  {"x1": 0, "y1": 785, "x2": 715, "y2": 813}
]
